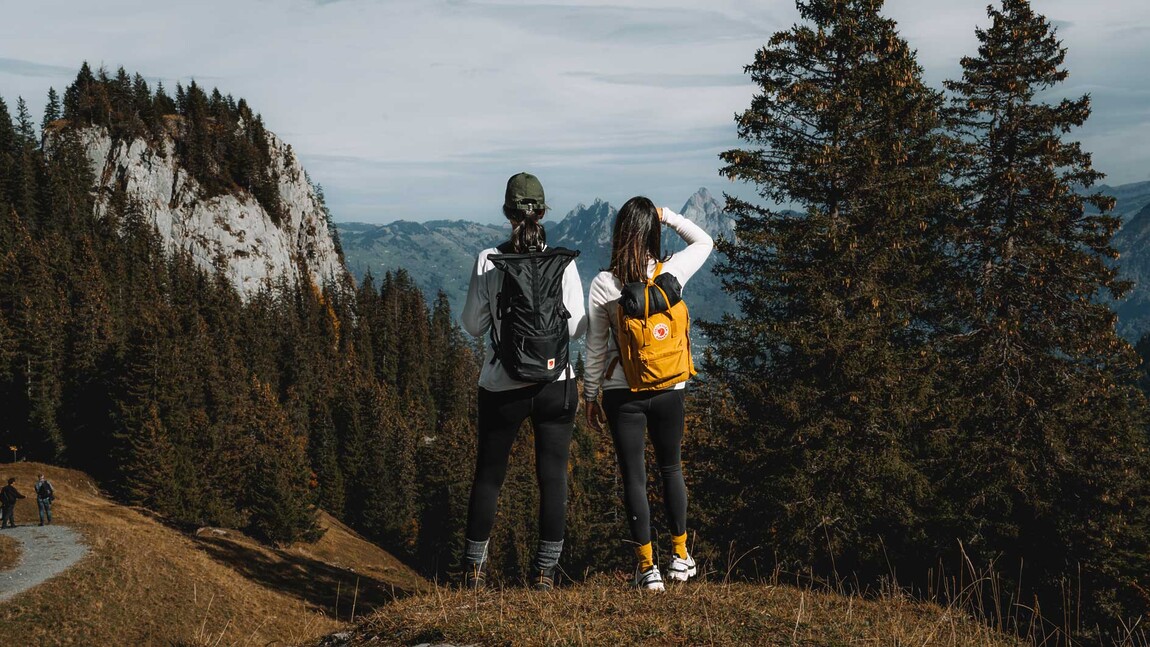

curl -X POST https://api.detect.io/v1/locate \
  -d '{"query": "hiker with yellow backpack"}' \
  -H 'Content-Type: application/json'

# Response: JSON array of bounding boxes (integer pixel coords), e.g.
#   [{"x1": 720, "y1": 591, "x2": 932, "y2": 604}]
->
[{"x1": 583, "y1": 196, "x2": 713, "y2": 591}]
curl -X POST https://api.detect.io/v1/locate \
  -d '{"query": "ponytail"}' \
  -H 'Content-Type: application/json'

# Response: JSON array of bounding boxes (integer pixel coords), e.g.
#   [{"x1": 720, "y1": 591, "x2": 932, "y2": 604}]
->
[{"x1": 504, "y1": 207, "x2": 547, "y2": 253}]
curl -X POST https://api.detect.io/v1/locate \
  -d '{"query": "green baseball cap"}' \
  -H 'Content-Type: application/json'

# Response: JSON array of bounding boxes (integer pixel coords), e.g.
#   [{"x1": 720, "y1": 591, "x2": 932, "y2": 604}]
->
[{"x1": 504, "y1": 172, "x2": 548, "y2": 212}]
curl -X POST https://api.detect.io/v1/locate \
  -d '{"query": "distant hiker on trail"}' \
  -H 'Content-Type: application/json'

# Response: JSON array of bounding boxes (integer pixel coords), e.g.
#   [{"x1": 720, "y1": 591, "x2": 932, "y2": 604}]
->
[
  {"x1": 583, "y1": 196, "x2": 713, "y2": 591},
  {"x1": 0, "y1": 477, "x2": 26, "y2": 529},
  {"x1": 34, "y1": 474, "x2": 55, "y2": 526},
  {"x1": 460, "y1": 172, "x2": 587, "y2": 591}
]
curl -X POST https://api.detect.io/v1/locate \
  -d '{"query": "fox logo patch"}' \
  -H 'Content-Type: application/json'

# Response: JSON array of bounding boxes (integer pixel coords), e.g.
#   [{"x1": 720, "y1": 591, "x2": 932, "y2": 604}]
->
[
  {"x1": 547, "y1": 358, "x2": 556, "y2": 370},
  {"x1": 653, "y1": 323, "x2": 670, "y2": 341}
]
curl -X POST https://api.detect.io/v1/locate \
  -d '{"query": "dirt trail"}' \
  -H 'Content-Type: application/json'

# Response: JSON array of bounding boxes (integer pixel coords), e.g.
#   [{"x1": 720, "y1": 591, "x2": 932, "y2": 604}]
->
[{"x1": 0, "y1": 524, "x2": 88, "y2": 603}]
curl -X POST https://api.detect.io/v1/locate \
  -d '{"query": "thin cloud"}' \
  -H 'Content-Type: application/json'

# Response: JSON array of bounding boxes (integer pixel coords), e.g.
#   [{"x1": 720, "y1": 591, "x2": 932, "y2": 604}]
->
[
  {"x1": 0, "y1": 57, "x2": 76, "y2": 78},
  {"x1": 567, "y1": 71, "x2": 751, "y2": 88},
  {"x1": 4, "y1": 0, "x2": 1150, "y2": 218},
  {"x1": 458, "y1": 2, "x2": 771, "y2": 44}
]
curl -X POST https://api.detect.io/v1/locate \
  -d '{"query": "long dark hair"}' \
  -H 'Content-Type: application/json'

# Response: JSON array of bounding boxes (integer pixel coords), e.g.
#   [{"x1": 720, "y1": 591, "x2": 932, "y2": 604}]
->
[
  {"x1": 504, "y1": 206, "x2": 547, "y2": 253},
  {"x1": 610, "y1": 196, "x2": 664, "y2": 284}
]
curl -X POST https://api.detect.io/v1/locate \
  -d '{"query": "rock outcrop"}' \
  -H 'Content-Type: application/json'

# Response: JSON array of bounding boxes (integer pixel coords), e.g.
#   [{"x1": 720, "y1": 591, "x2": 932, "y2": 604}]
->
[{"x1": 78, "y1": 126, "x2": 346, "y2": 297}]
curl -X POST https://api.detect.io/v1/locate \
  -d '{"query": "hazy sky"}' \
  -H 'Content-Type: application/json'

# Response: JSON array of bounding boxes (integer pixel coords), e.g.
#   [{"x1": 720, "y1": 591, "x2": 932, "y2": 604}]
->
[{"x1": 3, "y1": 0, "x2": 1149, "y2": 224}]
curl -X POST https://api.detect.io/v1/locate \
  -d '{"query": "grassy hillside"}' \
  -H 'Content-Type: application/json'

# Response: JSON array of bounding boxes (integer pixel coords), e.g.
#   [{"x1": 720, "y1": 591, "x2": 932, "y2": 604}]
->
[
  {"x1": 0, "y1": 462, "x2": 427, "y2": 646},
  {"x1": 0, "y1": 534, "x2": 18, "y2": 571},
  {"x1": 311, "y1": 577, "x2": 1023, "y2": 647}
]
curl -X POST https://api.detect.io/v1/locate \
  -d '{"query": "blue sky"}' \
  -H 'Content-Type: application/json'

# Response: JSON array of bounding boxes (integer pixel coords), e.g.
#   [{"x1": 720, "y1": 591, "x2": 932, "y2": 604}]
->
[{"x1": 2, "y1": 0, "x2": 1150, "y2": 224}]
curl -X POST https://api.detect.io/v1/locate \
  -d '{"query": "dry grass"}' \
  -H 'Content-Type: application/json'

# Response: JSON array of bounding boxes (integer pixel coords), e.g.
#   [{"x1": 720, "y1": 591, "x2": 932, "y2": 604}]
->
[
  {"x1": 0, "y1": 533, "x2": 20, "y2": 571},
  {"x1": 324, "y1": 575, "x2": 1023, "y2": 647},
  {"x1": 0, "y1": 462, "x2": 428, "y2": 646},
  {"x1": 192, "y1": 510, "x2": 430, "y2": 623}
]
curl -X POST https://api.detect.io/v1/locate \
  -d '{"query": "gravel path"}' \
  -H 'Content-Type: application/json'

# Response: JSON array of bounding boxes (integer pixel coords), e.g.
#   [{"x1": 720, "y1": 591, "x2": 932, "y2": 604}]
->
[{"x1": 0, "y1": 524, "x2": 88, "y2": 603}]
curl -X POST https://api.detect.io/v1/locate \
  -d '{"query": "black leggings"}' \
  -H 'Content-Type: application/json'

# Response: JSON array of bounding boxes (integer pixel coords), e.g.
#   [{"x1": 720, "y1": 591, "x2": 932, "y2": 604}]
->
[
  {"x1": 465, "y1": 380, "x2": 576, "y2": 543},
  {"x1": 603, "y1": 388, "x2": 687, "y2": 546}
]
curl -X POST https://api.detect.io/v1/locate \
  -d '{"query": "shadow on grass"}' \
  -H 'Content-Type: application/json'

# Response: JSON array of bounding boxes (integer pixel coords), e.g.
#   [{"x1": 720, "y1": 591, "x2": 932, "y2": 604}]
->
[{"x1": 192, "y1": 534, "x2": 415, "y2": 620}]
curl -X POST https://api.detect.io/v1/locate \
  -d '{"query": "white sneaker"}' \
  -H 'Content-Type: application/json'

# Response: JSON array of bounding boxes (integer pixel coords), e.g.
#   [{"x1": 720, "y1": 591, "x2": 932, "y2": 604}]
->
[
  {"x1": 667, "y1": 554, "x2": 697, "y2": 582},
  {"x1": 635, "y1": 565, "x2": 665, "y2": 591}
]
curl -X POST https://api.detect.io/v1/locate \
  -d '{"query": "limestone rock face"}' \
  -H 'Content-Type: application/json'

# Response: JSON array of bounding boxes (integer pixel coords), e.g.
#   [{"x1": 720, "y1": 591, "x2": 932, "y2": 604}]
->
[{"x1": 78, "y1": 126, "x2": 346, "y2": 297}]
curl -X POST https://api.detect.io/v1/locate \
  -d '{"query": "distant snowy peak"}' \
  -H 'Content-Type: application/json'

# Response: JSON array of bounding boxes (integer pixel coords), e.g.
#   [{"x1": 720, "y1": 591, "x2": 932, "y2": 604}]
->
[
  {"x1": 552, "y1": 199, "x2": 617, "y2": 249},
  {"x1": 553, "y1": 189, "x2": 734, "y2": 246},
  {"x1": 679, "y1": 187, "x2": 735, "y2": 242}
]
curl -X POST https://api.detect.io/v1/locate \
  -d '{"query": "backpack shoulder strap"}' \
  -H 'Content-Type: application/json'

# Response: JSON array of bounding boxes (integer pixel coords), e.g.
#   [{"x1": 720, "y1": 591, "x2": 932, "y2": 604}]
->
[{"x1": 545, "y1": 246, "x2": 580, "y2": 259}]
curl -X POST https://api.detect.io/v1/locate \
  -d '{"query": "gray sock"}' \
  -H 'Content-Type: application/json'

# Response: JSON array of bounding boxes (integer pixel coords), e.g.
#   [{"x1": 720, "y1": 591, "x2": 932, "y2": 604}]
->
[
  {"x1": 464, "y1": 538, "x2": 489, "y2": 568},
  {"x1": 534, "y1": 539, "x2": 564, "y2": 572}
]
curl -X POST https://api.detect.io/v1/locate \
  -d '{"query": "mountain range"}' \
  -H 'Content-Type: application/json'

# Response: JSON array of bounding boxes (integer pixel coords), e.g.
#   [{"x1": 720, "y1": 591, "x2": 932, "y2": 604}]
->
[
  {"x1": 338, "y1": 181, "x2": 1150, "y2": 342},
  {"x1": 337, "y1": 188, "x2": 740, "y2": 326},
  {"x1": 1080, "y1": 180, "x2": 1150, "y2": 338}
]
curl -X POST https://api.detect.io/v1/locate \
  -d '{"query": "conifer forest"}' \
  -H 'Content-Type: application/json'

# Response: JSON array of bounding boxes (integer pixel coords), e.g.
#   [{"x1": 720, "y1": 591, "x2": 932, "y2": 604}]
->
[{"x1": 2, "y1": 1, "x2": 1150, "y2": 644}]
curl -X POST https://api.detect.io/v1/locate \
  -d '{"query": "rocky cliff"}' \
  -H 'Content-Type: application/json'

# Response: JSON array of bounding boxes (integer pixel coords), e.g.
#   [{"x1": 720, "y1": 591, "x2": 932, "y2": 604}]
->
[{"x1": 78, "y1": 125, "x2": 346, "y2": 297}]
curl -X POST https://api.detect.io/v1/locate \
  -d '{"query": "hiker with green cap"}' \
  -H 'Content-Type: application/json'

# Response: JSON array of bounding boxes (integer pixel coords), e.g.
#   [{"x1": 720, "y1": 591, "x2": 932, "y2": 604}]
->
[{"x1": 460, "y1": 172, "x2": 587, "y2": 590}]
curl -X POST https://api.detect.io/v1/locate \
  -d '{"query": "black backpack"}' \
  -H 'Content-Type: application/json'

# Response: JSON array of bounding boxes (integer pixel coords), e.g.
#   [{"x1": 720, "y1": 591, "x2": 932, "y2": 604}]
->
[{"x1": 488, "y1": 242, "x2": 579, "y2": 382}]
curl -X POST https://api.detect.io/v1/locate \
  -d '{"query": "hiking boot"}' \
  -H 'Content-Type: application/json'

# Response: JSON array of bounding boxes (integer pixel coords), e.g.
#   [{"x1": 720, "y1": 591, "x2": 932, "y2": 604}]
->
[
  {"x1": 532, "y1": 565, "x2": 559, "y2": 591},
  {"x1": 667, "y1": 554, "x2": 697, "y2": 582},
  {"x1": 463, "y1": 563, "x2": 487, "y2": 590},
  {"x1": 634, "y1": 565, "x2": 665, "y2": 591}
]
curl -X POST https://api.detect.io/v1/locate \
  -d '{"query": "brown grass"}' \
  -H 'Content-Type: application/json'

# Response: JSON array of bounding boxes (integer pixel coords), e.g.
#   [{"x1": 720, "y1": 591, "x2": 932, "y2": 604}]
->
[
  {"x1": 0, "y1": 533, "x2": 20, "y2": 571},
  {"x1": 0, "y1": 462, "x2": 427, "y2": 646},
  {"x1": 324, "y1": 575, "x2": 1023, "y2": 647}
]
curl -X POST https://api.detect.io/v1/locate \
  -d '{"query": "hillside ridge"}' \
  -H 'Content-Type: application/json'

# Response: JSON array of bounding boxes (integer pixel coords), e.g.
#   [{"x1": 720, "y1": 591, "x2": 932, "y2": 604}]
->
[
  {"x1": 310, "y1": 576, "x2": 1023, "y2": 647},
  {"x1": 0, "y1": 461, "x2": 427, "y2": 646}
]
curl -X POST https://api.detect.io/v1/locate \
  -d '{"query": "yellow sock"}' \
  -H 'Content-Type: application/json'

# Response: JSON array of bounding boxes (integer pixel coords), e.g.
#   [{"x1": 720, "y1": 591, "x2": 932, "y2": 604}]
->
[
  {"x1": 672, "y1": 532, "x2": 688, "y2": 559},
  {"x1": 635, "y1": 542, "x2": 654, "y2": 570}
]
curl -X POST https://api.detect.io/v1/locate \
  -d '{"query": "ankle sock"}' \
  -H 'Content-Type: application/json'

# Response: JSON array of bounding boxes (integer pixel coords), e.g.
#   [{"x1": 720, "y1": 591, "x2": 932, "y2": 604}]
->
[
  {"x1": 534, "y1": 539, "x2": 564, "y2": 572},
  {"x1": 464, "y1": 538, "x2": 489, "y2": 568},
  {"x1": 672, "y1": 532, "x2": 688, "y2": 559},
  {"x1": 635, "y1": 542, "x2": 654, "y2": 570}
]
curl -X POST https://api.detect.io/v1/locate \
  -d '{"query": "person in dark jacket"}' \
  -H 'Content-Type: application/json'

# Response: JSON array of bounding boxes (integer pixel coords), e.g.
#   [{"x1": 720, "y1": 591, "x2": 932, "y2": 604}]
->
[
  {"x1": 0, "y1": 477, "x2": 26, "y2": 528},
  {"x1": 34, "y1": 474, "x2": 54, "y2": 526}
]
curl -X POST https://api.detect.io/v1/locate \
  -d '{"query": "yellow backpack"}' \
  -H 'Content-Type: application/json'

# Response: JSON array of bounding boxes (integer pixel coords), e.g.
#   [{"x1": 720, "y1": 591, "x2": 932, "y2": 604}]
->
[{"x1": 607, "y1": 263, "x2": 696, "y2": 391}]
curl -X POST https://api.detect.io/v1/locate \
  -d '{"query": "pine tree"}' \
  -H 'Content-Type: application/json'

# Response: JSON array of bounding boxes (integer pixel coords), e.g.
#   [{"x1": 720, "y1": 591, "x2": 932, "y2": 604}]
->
[
  {"x1": 0, "y1": 98, "x2": 15, "y2": 210},
  {"x1": 940, "y1": 0, "x2": 1150, "y2": 638},
  {"x1": 415, "y1": 292, "x2": 478, "y2": 574},
  {"x1": 131, "y1": 73, "x2": 153, "y2": 134},
  {"x1": 174, "y1": 83, "x2": 187, "y2": 115},
  {"x1": 153, "y1": 81, "x2": 176, "y2": 117},
  {"x1": 62, "y1": 62, "x2": 95, "y2": 122},
  {"x1": 7, "y1": 224, "x2": 68, "y2": 460},
  {"x1": 245, "y1": 376, "x2": 319, "y2": 544},
  {"x1": 42, "y1": 88, "x2": 61, "y2": 133},
  {"x1": 311, "y1": 179, "x2": 343, "y2": 258},
  {"x1": 13, "y1": 97, "x2": 43, "y2": 224},
  {"x1": 707, "y1": 0, "x2": 954, "y2": 578}
]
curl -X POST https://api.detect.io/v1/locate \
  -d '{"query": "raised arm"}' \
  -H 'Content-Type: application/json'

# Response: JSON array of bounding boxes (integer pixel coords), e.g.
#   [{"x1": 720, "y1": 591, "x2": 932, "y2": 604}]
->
[{"x1": 660, "y1": 207, "x2": 714, "y2": 287}]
